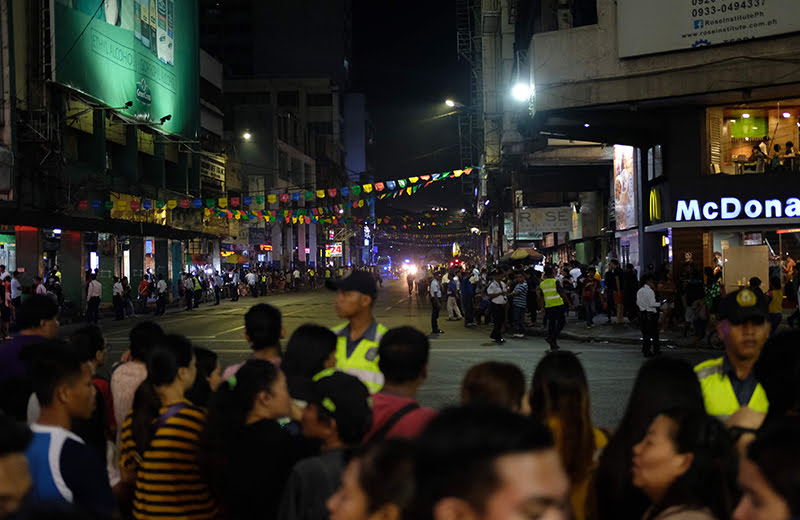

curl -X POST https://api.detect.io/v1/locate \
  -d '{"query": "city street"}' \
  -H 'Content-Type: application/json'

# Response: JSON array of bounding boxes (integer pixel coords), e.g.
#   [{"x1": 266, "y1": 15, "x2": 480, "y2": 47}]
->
[{"x1": 85, "y1": 279, "x2": 717, "y2": 429}]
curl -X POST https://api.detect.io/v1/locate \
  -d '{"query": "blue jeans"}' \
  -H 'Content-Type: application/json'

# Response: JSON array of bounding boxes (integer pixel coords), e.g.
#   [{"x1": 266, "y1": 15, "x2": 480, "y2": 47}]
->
[{"x1": 512, "y1": 305, "x2": 526, "y2": 334}]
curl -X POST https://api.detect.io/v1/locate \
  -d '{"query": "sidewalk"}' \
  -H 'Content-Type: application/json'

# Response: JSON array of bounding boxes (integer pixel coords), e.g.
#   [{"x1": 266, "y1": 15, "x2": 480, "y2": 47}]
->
[{"x1": 522, "y1": 312, "x2": 701, "y2": 349}]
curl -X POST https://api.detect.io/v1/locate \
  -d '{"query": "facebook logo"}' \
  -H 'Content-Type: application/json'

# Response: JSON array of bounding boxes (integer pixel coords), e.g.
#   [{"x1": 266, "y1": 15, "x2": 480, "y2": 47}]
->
[{"x1": 694, "y1": 19, "x2": 704, "y2": 29}]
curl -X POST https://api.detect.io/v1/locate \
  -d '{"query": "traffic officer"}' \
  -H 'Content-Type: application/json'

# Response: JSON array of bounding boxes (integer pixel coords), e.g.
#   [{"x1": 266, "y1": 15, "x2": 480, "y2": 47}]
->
[
  {"x1": 538, "y1": 265, "x2": 569, "y2": 351},
  {"x1": 695, "y1": 288, "x2": 770, "y2": 424},
  {"x1": 327, "y1": 270, "x2": 387, "y2": 393}
]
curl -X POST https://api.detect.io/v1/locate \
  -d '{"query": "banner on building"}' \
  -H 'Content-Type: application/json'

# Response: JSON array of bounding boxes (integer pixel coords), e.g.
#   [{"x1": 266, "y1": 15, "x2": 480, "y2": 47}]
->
[
  {"x1": 51, "y1": 0, "x2": 199, "y2": 138},
  {"x1": 617, "y1": 0, "x2": 797, "y2": 58},
  {"x1": 614, "y1": 145, "x2": 638, "y2": 231},
  {"x1": 515, "y1": 207, "x2": 573, "y2": 235}
]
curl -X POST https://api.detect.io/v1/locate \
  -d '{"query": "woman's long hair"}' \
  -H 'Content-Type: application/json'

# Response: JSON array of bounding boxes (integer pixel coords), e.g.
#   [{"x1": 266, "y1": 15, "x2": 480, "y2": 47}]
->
[
  {"x1": 202, "y1": 360, "x2": 281, "y2": 490},
  {"x1": 529, "y1": 350, "x2": 595, "y2": 485},
  {"x1": 186, "y1": 347, "x2": 218, "y2": 407},
  {"x1": 645, "y1": 408, "x2": 737, "y2": 520},
  {"x1": 130, "y1": 334, "x2": 194, "y2": 455},
  {"x1": 594, "y1": 357, "x2": 705, "y2": 520}
]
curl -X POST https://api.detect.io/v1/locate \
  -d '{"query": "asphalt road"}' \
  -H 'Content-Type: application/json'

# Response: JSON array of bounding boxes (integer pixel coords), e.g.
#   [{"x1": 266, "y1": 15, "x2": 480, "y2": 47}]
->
[{"x1": 75, "y1": 279, "x2": 716, "y2": 429}]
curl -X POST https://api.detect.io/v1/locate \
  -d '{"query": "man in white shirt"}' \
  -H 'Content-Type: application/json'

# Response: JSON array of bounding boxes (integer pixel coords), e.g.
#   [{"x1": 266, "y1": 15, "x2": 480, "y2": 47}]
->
[
  {"x1": 246, "y1": 271, "x2": 258, "y2": 297},
  {"x1": 487, "y1": 270, "x2": 508, "y2": 344},
  {"x1": 569, "y1": 263, "x2": 583, "y2": 284},
  {"x1": 293, "y1": 268, "x2": 301, "y2": 292},
  {"x1": 155, "y1": 273, "x2": 168, "y2": 315},
  {"x1": 429, "y1": 271, "x2": 444, "y2": 335},
  {"x1": 86, "y1": 273, "x2": 102, "y2": 325},
  {"x1": 112, "y1": 276, "x2": 124, "y2": 320},
  {"x1": 34, "y1": 277, "x2": 47, "y2": 296},
  {"x1": 636, "y1": 273, "x2": 660, "y2": 358}
]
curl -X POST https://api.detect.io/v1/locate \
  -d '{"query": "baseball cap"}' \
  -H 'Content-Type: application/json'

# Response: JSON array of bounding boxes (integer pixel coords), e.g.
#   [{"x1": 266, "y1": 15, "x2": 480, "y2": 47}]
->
[
  {"x1": 325, "y1": 270, "x2": 377, "y2": 299},
  {"x1": 719, "y1": 288, "x2": 768, "y2": 324},
  {"x1": 311, "y1": 370, "x2": 373, "y2": 443}
]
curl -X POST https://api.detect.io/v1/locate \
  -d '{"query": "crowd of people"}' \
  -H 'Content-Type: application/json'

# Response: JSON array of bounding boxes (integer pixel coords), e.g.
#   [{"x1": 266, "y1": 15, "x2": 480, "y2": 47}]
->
[{"x1": 0, "y1": 266, "x2": 798, "y2": 520}]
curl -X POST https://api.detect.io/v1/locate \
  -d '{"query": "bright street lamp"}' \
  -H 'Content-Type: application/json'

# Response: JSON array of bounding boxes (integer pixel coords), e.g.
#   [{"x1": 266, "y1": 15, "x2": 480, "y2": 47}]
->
[
  {"x1": 511, "y1": 83, "x2": 532, "y2": 102},
  {"x1": 445, "y1": 99, "x2": 456, "y2": 108},
  {"x1": 242, "y1": 131, "x2": 252, "y2": 141}
]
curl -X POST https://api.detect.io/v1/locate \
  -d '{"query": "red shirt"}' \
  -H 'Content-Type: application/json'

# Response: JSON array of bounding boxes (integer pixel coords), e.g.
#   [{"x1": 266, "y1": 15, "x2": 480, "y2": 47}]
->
[{"x1": 362, "y1": 393, "x2": 437, "y2": 443}]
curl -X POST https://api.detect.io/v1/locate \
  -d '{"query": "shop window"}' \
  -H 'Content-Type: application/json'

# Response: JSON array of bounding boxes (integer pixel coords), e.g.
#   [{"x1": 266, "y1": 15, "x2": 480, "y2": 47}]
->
[
  {"x1": 277, "y1": 91, "x2": 299, "y2": 107},
  {"x1": 307, "y1": 93, "x2": 333, "y2": 107},
  {"x1": 707, "y1": 101, "x2": 800, "y2": 175}
]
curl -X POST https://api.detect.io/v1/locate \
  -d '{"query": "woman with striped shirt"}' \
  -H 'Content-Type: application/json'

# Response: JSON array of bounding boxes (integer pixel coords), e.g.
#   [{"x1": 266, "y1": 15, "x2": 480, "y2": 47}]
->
[{"x1": 119, "y1": 334, "x2": 217, "y2": 519}]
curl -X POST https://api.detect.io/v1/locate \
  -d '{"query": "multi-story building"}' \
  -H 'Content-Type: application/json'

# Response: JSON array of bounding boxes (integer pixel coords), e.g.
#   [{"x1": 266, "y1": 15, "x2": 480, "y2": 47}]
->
[
  {"x1": 0, "y1": 0, "x2": 227, "y2": 310},
  {"x1": 481, "y1": 0, "x2": 611, "y2": 264},
  {"x1": 521, "y1": 0, "x2": 800, "y2": 282}
]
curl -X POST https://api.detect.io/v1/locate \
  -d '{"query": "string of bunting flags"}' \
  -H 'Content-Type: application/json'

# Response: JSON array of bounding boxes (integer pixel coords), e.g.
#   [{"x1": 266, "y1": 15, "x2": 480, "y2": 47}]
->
[{"x1": 75, "y1": 167, "x2": 478, "y2": 215}]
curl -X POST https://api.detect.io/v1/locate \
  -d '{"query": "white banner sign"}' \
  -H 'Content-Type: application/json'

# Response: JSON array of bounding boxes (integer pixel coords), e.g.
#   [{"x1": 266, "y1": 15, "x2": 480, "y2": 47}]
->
[
  {"x1": 517, "y1": 207, "x2": 573, "y2": 234},
  {"x1": 617, "y1": 0, "x2": 798, "y2": 58}
]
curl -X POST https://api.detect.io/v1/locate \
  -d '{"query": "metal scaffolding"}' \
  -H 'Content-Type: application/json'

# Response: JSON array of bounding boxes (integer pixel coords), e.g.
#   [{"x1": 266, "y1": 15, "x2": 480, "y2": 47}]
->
[{"x1": 456, "y1": 0, "x2": 484, "y2": 195}]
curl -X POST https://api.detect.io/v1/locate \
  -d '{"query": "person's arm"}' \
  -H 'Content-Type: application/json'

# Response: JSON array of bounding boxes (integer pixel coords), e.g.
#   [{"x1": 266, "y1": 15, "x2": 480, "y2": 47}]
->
[{"x1": 61, "y1": 438, "x2": 117, "y2": 518}]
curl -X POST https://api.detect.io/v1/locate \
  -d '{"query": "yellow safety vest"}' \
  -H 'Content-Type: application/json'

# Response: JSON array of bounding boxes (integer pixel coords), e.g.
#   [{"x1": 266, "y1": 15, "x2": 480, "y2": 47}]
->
[
  {"x1": 332, "y1": 322, "x2": 388, "y2": 393},
  {"x1": 541, "y1": 278, "x2": 565, "y2": 308},
  {"x1": 694, "y1": 357, "x2": 769, "y2": 420}
]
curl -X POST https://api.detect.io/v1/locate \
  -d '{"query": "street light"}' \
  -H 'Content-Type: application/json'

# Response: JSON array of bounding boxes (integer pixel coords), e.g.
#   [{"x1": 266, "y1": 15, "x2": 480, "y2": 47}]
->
[
  {"x1": 242, "y1": 131, "x2": 252, "y2": 141},
  {"x1": 511, "y1": 83, "x2": 532, "y2": 102},
  {"x1": 445, "y1": 99, "x2": 456, "y2": 108}
]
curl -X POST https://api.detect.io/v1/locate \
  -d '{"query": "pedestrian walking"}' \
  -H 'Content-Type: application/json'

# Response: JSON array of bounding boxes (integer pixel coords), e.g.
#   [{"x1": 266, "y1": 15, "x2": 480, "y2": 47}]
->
[
  {"x1": 509, "y1": 271, "x2": 528, "y2": 338},
  {"x1": 213, "y1": 271, "x2": 222, "y2": 305},
  {"x1": 581, "y1": 267, "x2": 600, "y2": 328},
  {"x1": 293, "y1": 267, "x2": 301, "y2": 291},
  {"x1": 86, "y1": 273, "x2": 102, "y2": 324},
  {"x1": 230, "y1": 269, "x2": 239, "y2": 301},
  {"x1": 121, "y1": 276, "x2": 136, "y2": 318},
  {"x1": 429, "y1": 271, "x2": 444, "y2": 336},
  {"x1": 10, "y1": 270, "x2": 22, "y2": 310},
  {"x1": 446, "y1": 271, "x2": 463, "y2": 321},
  {"x1": 487, "y1": 269, "x2": 508, "y2": 344},
  {"x1": 155, "y1": 273, "x2": 168, "y2": 315},
  {"x1": 184, "y1": 273, "x2": 194, "y2": 310},
  {"x1": 538, "y1": 266, "x2": 569, "y2": 350},
  {"x1": 246, "y1": 270, "x2": 258, "y2": 297},
  {"x1": 637, "y1": 274, "x2": 661, "y2": 357},
  {"x1": 33, "y1": 277, "x2": 47, "y2": 296},
  {"x1": 604, "y1": 259, "x2": 624, "y2": 324},
  {"x1": 138, "y1": 276, "x2": 150, "y2": 314},
  {"x1": 461, "y1": 269, "x2": 476, "y2": 327}
]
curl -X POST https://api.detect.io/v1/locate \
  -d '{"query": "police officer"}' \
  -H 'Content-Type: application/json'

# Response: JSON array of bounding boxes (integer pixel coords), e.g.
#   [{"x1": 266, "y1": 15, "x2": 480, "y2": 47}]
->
[
  {"x1": 537, "y1": 265, "x2": 569, "y2": 351},
  {"x1": 327, "y1": 270, "x2": 387, "y2": 393},
  {"x1": 695, "y1": 288, "x2": 770, "y2": 424}
]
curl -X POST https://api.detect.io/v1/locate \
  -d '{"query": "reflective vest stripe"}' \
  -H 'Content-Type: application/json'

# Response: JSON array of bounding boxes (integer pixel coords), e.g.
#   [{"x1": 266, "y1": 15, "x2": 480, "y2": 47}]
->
[
  {"x1": 343, "y1": 367, "x2": 385, "y2": 386},
  {"x1": 540, "y1": 278, "x2": 564, "y2": 308},
  {"x1": 694, "y1": 357, "x2": 769, "y2": 418}
]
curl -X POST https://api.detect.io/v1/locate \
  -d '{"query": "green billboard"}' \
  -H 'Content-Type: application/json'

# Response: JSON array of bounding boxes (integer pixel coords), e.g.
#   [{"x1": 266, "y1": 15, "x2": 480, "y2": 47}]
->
[{"x1": 52, "y1": 0, "x2": 199, "y2": 138}]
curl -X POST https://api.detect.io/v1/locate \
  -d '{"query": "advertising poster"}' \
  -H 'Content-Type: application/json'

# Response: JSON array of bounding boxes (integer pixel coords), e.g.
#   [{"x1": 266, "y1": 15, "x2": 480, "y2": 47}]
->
[
  {"x1": 614, "y1": 145, "x2": 637, "y2": 231},
  {"x1": 52, "y1": 0, "x2": 199, "y2": 138},
  {"x1": 618, "y1": 0, "x2": 799, "y2": 58}
]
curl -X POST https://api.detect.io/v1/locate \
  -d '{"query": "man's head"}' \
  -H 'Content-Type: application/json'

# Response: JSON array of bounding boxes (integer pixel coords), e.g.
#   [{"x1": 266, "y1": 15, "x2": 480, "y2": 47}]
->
[
  {"x1": 33, "y1": 277, "x2": 42, "y2": 285},
  {"x1": 129, "y1": 321, "x2": 164, "y2": 362},
  {"x1": 244, "y1": 303, "x2": 284, "y2": 351},
  {"x1": 70, "y1": 326, "x2": 108, "y2": 370},
  {"x1": 0, "y1": 415, "x2": 32, "y2": 519},
  {"x1": 0, "y1": 265, "x2": 5, "y2": 274},
  {"x1": 717, "y1": 289, "x2": 770, "y2": 364},
  {"x1": 379, "y1": 327, "x2": 430, "y2": 387},
  {"x1": 749, "y1": 277, "x2": 762, "y2": 289},
  {"x1": 543, "y1": 266, "x2": 554, "y2": 278},
  {"x1": 302, "y1": 371, "x2": 373, "y2": 446},
  {"x1": 90, "y1": 273, "x2": 96, "y2": 281},
  {"x1": 641, "y1": 273, "x2": 656, "y2": 289},
  {"x1": 327, "y1": 271, "x2": 377, "y2": 319},
  {"x1": 515, "y1": 272, "x2": 525, "y2": 284},
  {"x1": 414, "y1": 405, "x2": 569, "y2": 520},
  {"x1": 158, "y1": 273, "x2": 163, "y2": 280},
  {"x1": 434, "y1": 271, "x2": 443, "y2": 280},
  {"x1": 15, "y1": 295, "x2": 59, "y2": 338},
  {"x1": 609, "y1": 259, "x2": 619, "y2": 268},
  {"x1": 27, "y1": 340, "x2": 96, "y2": 422}
]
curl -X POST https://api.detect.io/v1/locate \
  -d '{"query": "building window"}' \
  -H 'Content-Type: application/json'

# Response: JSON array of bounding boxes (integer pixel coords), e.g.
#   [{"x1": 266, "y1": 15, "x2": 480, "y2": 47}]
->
[
  {"x1": 647, "y1": 145, "x2": 663, "y2": 180},
  {"x1": 707, "y1": 100, "x2": 800, "y2": 175},
  {"x1": 307, "y1": 93, "x2": 333, "y2": 107},
  {"x1": 279, "y1": 151, "x2": 289, "y2": 181},
  {"x1": 277, "y1": 91, "x2": 299, "y2": 107},
  {"x1": 291, "y1": 158, "x2": 301, "y2": 183}
]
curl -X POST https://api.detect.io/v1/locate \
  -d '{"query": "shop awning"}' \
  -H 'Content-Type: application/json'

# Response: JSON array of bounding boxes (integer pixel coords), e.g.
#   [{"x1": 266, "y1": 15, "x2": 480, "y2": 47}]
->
[{"x1": 646, "y1": 217, "x2": 800, "y2": 232}]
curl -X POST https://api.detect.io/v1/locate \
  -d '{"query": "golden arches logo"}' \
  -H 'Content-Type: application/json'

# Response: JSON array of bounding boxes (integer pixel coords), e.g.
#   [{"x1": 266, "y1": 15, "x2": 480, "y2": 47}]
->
[{"x1": 649, "y1": 189, "x2": 662, "y2": 221}]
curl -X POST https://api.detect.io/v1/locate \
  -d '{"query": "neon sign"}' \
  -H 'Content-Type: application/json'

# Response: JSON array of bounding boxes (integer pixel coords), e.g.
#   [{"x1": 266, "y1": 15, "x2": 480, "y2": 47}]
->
[{"x1": 675, "y1": 197, "x2": 800, "y2": 222}]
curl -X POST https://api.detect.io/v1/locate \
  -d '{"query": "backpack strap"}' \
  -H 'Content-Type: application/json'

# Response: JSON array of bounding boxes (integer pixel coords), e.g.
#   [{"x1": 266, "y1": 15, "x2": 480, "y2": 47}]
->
[
  {"x1": 154, "y1": 402, "x2": 189, "y2": 431},
  {"x1": 369, "y1": 402, "x2": 420, "y2": 443}
]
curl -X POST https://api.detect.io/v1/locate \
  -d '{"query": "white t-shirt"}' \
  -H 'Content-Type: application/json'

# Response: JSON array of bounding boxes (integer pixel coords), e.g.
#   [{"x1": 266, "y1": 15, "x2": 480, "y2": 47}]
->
[
  {"x1": 293, "y1": 270, "x2": 301, "y2": 279},
  {"x1": 113, "y1": 282, "x2": 123, "y2": 296},
  {"x1": 487, "y1": 280, "x2": 508, "y2": 305},
  {"x1": 35, "y1": 284, "x2": 47, "y2": 295},
  {"x1": 429, "y1": 279, "x2": 442, "y2": 298},
  {"x1": 570, "y1": 268, "x2": 582, "y2": 281}
]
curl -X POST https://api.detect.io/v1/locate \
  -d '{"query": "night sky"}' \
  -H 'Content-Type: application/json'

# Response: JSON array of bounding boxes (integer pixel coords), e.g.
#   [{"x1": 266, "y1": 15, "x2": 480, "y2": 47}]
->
[{"x1": 351, "y1": 0, "x2": 473, "y2": 214}]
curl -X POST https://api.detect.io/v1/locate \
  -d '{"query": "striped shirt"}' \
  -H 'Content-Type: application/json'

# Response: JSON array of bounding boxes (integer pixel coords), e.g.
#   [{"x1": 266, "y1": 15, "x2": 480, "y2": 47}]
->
[
  {"x1": 512, "y1": 282, "x2": 528, "y2": 308},
  {"x1": 120, "y1": 400, "x2": 217, "y2": 519}
]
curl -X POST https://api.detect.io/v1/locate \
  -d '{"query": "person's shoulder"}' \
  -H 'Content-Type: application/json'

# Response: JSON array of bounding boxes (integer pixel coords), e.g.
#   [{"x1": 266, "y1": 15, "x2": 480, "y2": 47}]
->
[{"x1": 651, "y1": 506, "x2": 717, "y2": 520}]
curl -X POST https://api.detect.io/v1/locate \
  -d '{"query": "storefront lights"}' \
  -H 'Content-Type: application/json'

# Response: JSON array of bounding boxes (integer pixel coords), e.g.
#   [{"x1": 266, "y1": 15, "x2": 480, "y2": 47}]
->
[
  {"x1": 742, "y1": 113, "x2": 751, "y2": 119},
  {"x1": 783, "y1": 112, "x2": 792, "y2": 119}
]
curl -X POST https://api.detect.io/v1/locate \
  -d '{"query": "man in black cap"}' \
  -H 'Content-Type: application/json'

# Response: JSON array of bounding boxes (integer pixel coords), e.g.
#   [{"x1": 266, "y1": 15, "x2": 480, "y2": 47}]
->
[
  {"x1": 278, "y1": 370, "x2": 373, "y2": 520},
  {"x1": 695, "y1": 288, "x2": 771, "y2": 423},
  {"x1": 326, "y1": 270, "x2": 387, "y2": 393}
]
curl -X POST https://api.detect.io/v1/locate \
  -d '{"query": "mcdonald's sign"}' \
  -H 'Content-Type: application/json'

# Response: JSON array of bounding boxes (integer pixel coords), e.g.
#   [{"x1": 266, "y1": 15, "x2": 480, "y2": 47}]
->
[{"x1": 649, "y1": 188, "x2": 662, "y2": 221}]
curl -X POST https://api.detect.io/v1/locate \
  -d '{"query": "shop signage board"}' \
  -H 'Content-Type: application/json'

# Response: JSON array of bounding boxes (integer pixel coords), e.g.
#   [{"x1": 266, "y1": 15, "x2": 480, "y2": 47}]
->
[
  {"x1": 614, "y1": 145, "x2": 638, "y2": 231},
  {"x1": 618, "y1": 0, "x2": 798, "y2": 58},
  {"x1": 51, "y1": 0, "x2": 200, "y2": 138},
  {"x1": 503, "y1": 214, "x2": 544, "y2": 241},
  {"x1": 248, "y1": 227, "x2": 267, "y2": 245},
  {"x1": 200, "y1": 156, "x2": 225, "y2": 183},
  {"x1": 326, "y1": 243, "x2": 343, "y2": 257},
  {"x1": 258, "y1": 244, "x2": 272, "y2": 252},
  {"x1": 675, "y1": 196, "x2": 800, "y2": 222},
  {"x1": 515, "y1": 207, "x2": 573, "y2": 234}
]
